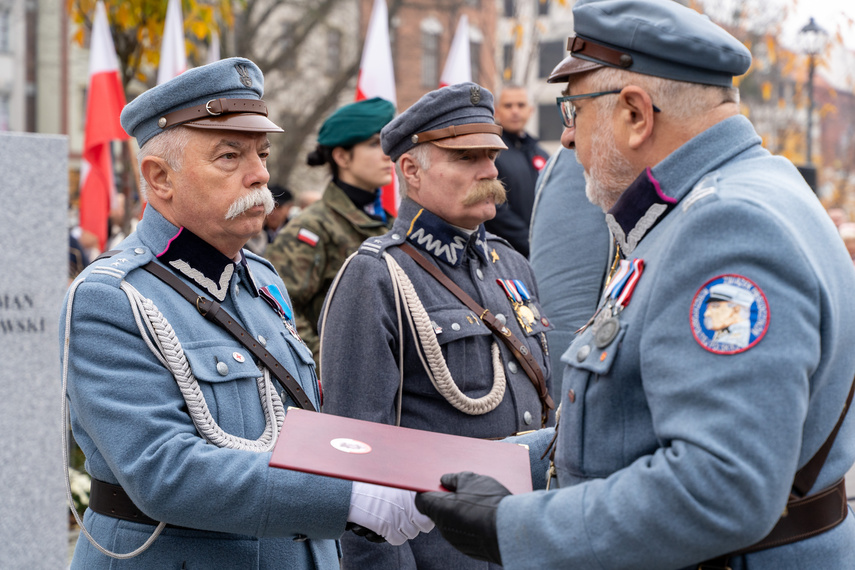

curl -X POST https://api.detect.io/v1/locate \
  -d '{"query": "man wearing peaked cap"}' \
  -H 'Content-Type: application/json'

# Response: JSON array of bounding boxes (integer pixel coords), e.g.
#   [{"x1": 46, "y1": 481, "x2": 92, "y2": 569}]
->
[
  {"x1": 266, "y1": 97, "x2": 396, "y2": 369},
  {"x1": 61, "y1": 57, "x2": 433, "y2": 569},
  {"x1": 320, "y1": 82, "x2": 556, "y2": 570},
  {"x1": 415, "y1": 1, "x2": 855, "y2": 569}
]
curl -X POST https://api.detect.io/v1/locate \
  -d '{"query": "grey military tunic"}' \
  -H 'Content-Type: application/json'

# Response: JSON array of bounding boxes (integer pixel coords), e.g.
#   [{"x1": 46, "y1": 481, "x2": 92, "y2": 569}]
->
[{"x1": 321, "y1": 198, "x2": 553, "y2": 569}]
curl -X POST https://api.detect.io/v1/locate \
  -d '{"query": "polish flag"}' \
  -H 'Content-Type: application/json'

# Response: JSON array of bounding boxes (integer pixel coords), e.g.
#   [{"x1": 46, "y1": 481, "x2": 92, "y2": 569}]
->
[
  {"x1": 356, "y1": 0, "x2": 399, "y2": 215},
  {"x1": 157, "y1": 0, "x2": 187, "y2": 85},
  {"x1": 439, "y1": 15, "x2": 471, "y2": 87},
  {"x1": 79, "y1": 1, "x2": 129, "y2": 251}
]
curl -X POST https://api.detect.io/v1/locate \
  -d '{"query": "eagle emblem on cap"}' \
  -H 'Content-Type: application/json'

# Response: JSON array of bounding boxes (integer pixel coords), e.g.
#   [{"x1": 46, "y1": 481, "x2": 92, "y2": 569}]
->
[
  {"x1": 470, "y1": 85, "x2": 481, "y2": 105},
  {"x1": 235, "y1": 64, "x2": 252, "y2": 87}
]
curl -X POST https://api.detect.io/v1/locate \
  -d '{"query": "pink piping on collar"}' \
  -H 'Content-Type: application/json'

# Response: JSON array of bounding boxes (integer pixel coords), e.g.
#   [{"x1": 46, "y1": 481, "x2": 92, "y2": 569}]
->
[
  {"x1": 647, "y1": 167, "x2": 677, "y2": 204},
  {"x1": 156, "y1": 227, "x2": 184, "y2": 257}
]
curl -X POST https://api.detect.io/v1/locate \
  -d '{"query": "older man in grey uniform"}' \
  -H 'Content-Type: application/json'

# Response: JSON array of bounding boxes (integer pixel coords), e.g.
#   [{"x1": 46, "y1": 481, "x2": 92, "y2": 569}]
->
[
  {"x1": 61, "y1": 57, "x2": 432, "y2": 569},
  {"x1": 416, "y1": 1, "x2": 855, "y2": 569},
  {"x1": 320, "y1": 82, "x2": 554, "y2": 569}
]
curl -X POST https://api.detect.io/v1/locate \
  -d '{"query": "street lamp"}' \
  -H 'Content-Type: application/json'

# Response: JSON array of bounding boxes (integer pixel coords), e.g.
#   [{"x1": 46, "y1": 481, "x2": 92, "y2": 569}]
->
[{"x1": 798, "y1": 17, "x2": 828, "y2": 166}]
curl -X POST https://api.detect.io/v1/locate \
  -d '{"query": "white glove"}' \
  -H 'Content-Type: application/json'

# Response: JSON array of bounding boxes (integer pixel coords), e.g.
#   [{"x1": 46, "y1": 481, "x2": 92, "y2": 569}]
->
[{"x1": 347, "y1": 481, "x2": 435, "y2": 545}]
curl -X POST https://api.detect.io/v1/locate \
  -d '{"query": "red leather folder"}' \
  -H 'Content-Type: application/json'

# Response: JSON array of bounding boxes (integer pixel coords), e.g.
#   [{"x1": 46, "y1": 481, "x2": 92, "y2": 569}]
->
[{"x1": 269, "y1": 409, "x2": 533, "y2": 494}]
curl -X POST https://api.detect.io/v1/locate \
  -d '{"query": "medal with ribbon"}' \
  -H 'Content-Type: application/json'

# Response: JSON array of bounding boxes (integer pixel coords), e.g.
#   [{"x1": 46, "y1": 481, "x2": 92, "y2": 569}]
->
[
  {"x1": 591, "y1": 259, "x2": 645, "y2": 347},
  {"x1": 497, "y1": 279, "x2": 536, "y2": 333}
]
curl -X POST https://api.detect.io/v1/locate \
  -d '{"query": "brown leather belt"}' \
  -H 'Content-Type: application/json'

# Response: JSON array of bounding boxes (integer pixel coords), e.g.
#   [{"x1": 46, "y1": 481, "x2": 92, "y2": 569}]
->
[
  {"x1": 700, "y1": 372, "x2": 855, "y2": 568},
  {"x1": 88, "y1": 478, "x2": 191, "y2": 528}
]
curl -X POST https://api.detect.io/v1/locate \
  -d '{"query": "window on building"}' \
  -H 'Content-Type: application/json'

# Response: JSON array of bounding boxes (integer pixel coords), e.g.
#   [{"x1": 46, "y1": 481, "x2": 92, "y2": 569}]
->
[
  {"x1": 327, "y1": 28, "x2": 341, "y2": 75},
  {"x1": 502, "y1": 43, "x2": 514, "y2": 81},
  {"x1": 538, "y1": 40, "x2": 565, "y2": 78},
  {"x1": 421, "y1": 18, "x2": 443, "y2": 88},
  {"x1": 0, "y1": 9, "x2": 10, "y2": 52},
  {"x1": 470, "y1": 40, "x2": 481, "y2": 84},
  {"x1": 538, "y1": 0, "x2": 550, "y2": 17},
  {"x1": 0, "y1": 93, "x2": 10, "y2": 131},
  {"x1": 538, "y1": 103, "x2": 564, "y2": 142},
  {"x1": 504, "y1": 0, "x2": 515, "y2": 17}
]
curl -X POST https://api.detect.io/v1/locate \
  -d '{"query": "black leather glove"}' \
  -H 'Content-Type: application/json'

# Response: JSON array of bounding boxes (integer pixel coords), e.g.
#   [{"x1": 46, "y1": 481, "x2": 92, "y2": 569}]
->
[{"x1": 415, "y1": 471, "x2": 510, "y2": 564}]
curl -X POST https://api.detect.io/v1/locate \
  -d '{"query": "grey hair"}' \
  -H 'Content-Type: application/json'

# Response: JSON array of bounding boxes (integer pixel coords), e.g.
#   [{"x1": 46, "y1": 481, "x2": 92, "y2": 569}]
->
[
  {"x1": 136, "y1": 126, "x2": 193, "y2": 200},
  {"x1": 397, "y1": 143, "x2": 432, "y2": 198},
  {"x1": 584, "y1": 67, "x2": 740, "y2": 123}
]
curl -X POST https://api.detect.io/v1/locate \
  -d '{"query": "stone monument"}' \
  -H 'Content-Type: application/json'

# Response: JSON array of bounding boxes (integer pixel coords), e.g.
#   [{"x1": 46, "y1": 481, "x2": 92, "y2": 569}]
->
[{"x1": 0, "y1": 132, "x2": 69, "y2": 567}]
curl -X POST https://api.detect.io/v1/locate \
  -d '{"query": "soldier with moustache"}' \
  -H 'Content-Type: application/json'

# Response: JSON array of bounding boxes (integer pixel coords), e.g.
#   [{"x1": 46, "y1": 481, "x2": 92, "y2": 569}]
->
[
  {"x1": 60, "y1": 58, "x2": 433, "y2": 569},
  {"x1": 320, "y1": 82, "x2": 555, "y2": 570}
]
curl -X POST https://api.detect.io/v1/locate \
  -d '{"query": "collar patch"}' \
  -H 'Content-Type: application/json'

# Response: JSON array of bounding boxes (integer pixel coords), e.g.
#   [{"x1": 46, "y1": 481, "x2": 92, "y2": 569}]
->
[
  {"x1": 405, "y1": 207, "x2": 489, "y2": 266},
  {"x1": 157, "y1": 227, "x2": 236, "y2": 301},
  {"x1": 607, "y1": 167, "x2": 676, "y2": 255}
]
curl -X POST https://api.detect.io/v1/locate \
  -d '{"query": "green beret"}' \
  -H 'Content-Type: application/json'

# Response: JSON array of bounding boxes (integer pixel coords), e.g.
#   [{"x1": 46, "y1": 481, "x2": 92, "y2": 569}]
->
[{"x1": 317, "y1": 97, "x2": 396, "y2": 148}]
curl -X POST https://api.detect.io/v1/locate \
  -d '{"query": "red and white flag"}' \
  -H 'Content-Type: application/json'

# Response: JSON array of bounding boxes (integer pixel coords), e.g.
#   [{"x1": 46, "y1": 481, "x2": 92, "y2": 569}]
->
[
  {"x1": 439, "y1": 15, "x2": 471, "y2": 87},
  {"x1": 356, "y1": 0, "x2": 399, "y2": 215},
  {"x1": 157, "y1": 0, "x2": 187, "y2": 85},
  {"x1": 356, "y1": 0, "x2": 396, "y2": 103},
  {"x1": 79, "y1": 1, "x2": 129, "y2": 252}
]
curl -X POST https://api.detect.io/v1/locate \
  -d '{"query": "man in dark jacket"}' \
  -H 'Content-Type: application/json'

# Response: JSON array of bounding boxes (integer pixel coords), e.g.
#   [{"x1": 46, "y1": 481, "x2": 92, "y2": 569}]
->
[{"x1": 484, "y1": 84, "x2": 548, "y2": 257}]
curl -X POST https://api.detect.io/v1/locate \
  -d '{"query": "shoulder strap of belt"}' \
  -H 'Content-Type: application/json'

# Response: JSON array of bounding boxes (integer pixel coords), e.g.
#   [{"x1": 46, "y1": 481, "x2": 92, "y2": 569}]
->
[
  {"x1": 94, "y1": 251, "x2": 315, "y2": 411},
  {"x1": 701, "y1": 373, "x2": 855, "y2": 567},
  {"x1": 398, "y1": 242, "x2": 554, "y2": 426},
  {"x1": 141, "y1": 261, "x2": 316, "y2": 411}
]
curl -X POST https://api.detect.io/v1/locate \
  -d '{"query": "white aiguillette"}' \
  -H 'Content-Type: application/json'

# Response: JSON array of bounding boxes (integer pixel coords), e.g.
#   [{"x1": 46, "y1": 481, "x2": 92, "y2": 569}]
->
[{"x1": 269, "y1": 408, "x2": 533, "y2": 494}]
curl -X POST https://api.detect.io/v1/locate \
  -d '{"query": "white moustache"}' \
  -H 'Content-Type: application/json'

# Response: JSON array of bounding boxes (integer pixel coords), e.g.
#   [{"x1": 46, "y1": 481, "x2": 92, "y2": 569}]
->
[{"x1": 225, "y1": 186, "x2": 275, "y2": 220}]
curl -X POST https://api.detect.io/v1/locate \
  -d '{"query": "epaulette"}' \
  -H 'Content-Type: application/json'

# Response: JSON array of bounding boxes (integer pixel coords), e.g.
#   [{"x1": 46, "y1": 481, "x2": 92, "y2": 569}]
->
[
  {"x1": 242, "y1": 248, "x2": 278, "y2": 274},
  {"x1": 81, "y1": 245, "x2": 155, "y2": 288},
  {"x1": 356, "y1": 231, "x2": 405, "y2": 259}
]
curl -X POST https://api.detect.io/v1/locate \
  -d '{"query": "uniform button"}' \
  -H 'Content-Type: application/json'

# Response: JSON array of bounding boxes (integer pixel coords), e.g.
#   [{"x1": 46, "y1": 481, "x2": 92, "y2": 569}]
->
[
  {"x1": 216, "y1": 362, "x2": 229, "y2": 376},
  {"x1": 496, "y1": 313, "x2": 507, "y2": 325},
  {"x1": 567, "y1": 389, "x2": 576, "y2": 403},
  {"x1": 258, "y1": 335, "x2": 267, "y2": 346},
  {"x1": 476, "y1": 268, "x2": 484, "y2": 280},
  {"x1": 508, "y1": 362, "x2": 518, "y2": 374},
  {"x1": 134, "y1": 248, "x2": 145, "y2": 255},
  {"x1": 576, "y1": 345, "x2": 591, "y2": 362},
  {"x1": 451, "y1": 323, "x2": 461, "y2": 331},
  {"x1": 392, "y1": 233, "x2": 401, "y2": 240},
  {"x1": 523, "y1": 411, "x2": 533, "y2": 425}
]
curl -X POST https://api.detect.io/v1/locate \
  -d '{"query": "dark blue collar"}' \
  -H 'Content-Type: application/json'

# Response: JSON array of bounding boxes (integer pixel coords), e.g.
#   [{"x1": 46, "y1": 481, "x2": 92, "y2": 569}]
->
[
  {"x1": 156, "y1": 226, "x2": 243, "y2": 301},
  {"x1": 396, "y1": 199, "x2": 490, "y2": 267},
  {"x1": 606, "y1": 167, "x2": 677, "y2": 255}
]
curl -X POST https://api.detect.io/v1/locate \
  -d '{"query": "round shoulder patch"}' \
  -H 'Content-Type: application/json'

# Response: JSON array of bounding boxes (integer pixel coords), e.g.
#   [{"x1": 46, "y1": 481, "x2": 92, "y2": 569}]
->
[{"x1": 690, "y1": 274, "x2": 769, "y2": 355}]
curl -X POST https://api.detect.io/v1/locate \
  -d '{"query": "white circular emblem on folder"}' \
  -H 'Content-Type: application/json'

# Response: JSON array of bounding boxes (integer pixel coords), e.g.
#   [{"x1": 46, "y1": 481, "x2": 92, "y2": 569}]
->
[{"x1": 330, "y1": 438, "x2": 372, "y2": 455}]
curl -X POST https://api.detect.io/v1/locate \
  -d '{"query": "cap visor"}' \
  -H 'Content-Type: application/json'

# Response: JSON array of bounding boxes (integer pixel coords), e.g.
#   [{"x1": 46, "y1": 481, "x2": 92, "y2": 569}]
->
[
  {"x1": 547, "y1": 55, "x2": 604, "y2": 84},
  {"x1": 185, "y1": 112, "x2": 284, "y2": 133},
  {"x1": 430, "y1": 132, "x2": 507, "y2": 151}
]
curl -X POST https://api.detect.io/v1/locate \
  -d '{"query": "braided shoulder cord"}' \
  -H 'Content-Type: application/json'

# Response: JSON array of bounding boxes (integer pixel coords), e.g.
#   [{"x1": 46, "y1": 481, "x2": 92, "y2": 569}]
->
[{"x1": 383, "y1": 253, "x2": 506, "y2": 415}]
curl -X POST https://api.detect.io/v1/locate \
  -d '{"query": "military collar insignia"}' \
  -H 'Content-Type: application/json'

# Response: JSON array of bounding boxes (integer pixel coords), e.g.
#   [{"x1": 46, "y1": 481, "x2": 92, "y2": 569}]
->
[
  {"x1": 156, "y1": 227, "x2": 236, "y2": 302},
  {"x1": 403, "y1": 206, "x2": 489, "y2": 267},
  {"x1": 605, "y1": 167, "x2": 677, "y2": 256}
]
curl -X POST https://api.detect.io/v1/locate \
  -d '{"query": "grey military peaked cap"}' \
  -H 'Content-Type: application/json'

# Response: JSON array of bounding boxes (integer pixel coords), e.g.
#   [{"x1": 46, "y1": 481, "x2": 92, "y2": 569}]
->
[
  {"x1": 381, "y1": 82, "x2": 507, "y2": 162},
  {"x1": 121, "y1": 57, "x2": 283, "y2": 148},
  {"x1": 548, "y1": 0, "x2": 752, "y2": 87}
]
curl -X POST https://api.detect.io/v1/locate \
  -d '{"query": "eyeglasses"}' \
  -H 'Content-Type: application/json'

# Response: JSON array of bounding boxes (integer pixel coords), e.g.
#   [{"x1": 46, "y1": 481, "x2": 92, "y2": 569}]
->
[{"x1": 556, "y1": 89, "x2": 662, "y2": 129}]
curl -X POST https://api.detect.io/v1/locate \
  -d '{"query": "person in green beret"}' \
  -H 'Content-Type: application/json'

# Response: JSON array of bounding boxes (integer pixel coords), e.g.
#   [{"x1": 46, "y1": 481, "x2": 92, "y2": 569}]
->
[{"x1": 266, "y1": 97, "x2": 396, "y2": 369}]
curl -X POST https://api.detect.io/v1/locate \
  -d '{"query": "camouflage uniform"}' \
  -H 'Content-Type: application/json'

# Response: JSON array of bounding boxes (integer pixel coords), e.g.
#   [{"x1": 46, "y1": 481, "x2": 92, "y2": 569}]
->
[{"x1": 265, "y1": 181, "x2": 393, "y2": 367}]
